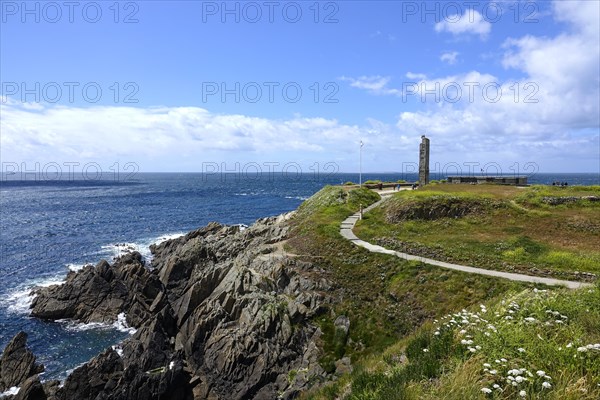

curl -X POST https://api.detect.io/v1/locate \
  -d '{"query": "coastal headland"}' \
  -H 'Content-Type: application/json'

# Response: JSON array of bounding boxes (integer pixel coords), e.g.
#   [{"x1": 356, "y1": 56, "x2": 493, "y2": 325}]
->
[{"x1": 2, "y1": 182, "x2": 599, "y2": 399}]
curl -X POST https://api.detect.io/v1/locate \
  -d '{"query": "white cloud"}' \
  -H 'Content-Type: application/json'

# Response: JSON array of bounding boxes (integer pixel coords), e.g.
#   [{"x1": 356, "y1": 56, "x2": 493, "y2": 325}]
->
[
  {"x1": 405, "y1": 72, "x2": 427, "y2": 80},
  {"x1": 553, "y1": 0, "x2": 600, "y2": 37},
  {"x1": 396, "y1": 1, "x2": 599, "y2": 171},
  {"x1": 440, "y1": 51, "x2": 459, "y2": 65},
  {"x1": 339, "y1": 75, "x2": 400, "y2": 96},
  {"x1": 435, "y1": 9, "x2": 491, "y2": 39},
  {"x1": 0, "y1": 102, "x2": 414, "y2": 172}
]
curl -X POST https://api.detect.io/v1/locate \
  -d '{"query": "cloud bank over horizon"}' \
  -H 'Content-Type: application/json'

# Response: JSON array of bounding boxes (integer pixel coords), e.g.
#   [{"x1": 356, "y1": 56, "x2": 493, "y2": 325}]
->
[{"x1": 1, "y1": 0, "x2": 598, "y2": 174}]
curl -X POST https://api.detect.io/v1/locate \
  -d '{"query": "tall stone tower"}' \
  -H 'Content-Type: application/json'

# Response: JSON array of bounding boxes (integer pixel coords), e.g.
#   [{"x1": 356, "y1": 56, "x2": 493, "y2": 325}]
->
[{"x1": 419, "y1": 135, "x2": 430, "y2": 185}]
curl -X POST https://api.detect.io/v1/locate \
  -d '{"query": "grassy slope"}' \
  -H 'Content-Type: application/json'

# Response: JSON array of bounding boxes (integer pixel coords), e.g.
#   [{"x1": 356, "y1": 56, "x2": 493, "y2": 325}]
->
[
  {"x1": 287, "y1": 186, "x2": 524, "y2": 388},
  {"x1": 355, "y1": 184, "x2": 600, "y2": 280},
  {"x1": 312, "y1": 285, "x2": 600, "y2": 399},
  {"x1": 289, "y1": 184, "x2": 600, "y2": 399}
]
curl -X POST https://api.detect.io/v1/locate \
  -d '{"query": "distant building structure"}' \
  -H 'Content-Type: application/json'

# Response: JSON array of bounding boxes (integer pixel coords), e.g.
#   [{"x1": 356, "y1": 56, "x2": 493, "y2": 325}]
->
[
  {"x1": 418, "y1": 135, "x2": 430, "y2": 185},
  {"x1": 447, "y1": 176, "x2": 528, "y2": 186}
]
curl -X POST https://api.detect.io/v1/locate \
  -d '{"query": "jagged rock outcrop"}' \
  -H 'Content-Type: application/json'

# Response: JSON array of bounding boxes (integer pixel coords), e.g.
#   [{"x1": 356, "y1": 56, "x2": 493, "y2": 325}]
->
[
  {"x1": 23, "y1": 212, "x2": 333, "y2": 399},
  {"x1": 0, "y1": 332, "x2": 44, "y2": 394},
  {"x1": 13, "y1": 375, "x2": 46, "y2": 400},
  {"x1": 0, "y1": 332, "x2": 46, "y2": 400},
  {"x1": 30, "y1": 251, "x2": 162, "y2": 327}
]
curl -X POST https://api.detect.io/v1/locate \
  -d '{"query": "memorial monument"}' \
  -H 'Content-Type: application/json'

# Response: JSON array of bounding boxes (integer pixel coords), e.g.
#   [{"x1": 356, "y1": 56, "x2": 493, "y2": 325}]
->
[{"x1": 419, "y1": 135, "x2": 430, "y2": 185}]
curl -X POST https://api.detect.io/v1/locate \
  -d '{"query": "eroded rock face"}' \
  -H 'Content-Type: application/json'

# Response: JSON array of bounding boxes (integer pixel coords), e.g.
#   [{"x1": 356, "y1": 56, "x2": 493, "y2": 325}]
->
[
  {"x1": 0, "y1": 332, "x2": 44, "y2": 394},
  {"x1": 0, "y1": 332, "x2": 47, "y2": 400},
  {"x1": 25, "y1": 213, "x2": 332, "y2": 399},
  {"x1": 30, "y1": 252, "x2": 162, "y2": 327}
]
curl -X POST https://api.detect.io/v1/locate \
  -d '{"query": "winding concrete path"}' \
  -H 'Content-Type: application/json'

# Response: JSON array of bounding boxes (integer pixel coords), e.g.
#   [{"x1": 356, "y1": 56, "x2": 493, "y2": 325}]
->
[{"x1": 340, "y1": 195, "x2": 592, "y2": 289}]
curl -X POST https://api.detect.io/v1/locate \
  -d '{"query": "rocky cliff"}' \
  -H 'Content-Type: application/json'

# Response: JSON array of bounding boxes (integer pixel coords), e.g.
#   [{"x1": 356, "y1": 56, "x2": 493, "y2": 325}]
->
[{"x1": 9, "y1": 212, "x2": 333, "y2": 399}]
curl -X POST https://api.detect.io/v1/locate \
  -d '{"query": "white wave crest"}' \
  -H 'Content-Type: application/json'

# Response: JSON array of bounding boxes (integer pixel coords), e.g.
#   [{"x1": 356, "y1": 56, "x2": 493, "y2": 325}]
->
[
  {"x1": 152, "y1": 233, "x2": 185, "y2": 245},
  {"x1": 57, "y1": 313, "x2": 136, "y2": 335},
  {"x1": 100, "y1": 232, "x2": 185, "y2": 263},
  {"x1": 58, "y1": 319, "x2": 112, "y2": 332},
  {"x1": 0, "y1": 387, "x2": 20, "y2": 398},
  {"x1": 114, "y1": 312, "x2": 136, "y2": 334},
  {"x1": 66, "y1": 263, "x2": 88, "y2": 272},
  {"x1": 1, "y1": 276, "x2": 65, "y2": 315}
]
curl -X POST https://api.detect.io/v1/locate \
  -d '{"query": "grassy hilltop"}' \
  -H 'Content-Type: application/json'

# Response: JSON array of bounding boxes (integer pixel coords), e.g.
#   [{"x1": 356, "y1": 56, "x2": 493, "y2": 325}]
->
[{"x1": 286, "y1": 184, "x2": 600, "y2": 399}]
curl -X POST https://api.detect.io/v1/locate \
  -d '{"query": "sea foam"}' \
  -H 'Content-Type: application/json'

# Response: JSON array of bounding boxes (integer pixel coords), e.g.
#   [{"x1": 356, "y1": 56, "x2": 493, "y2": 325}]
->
[{"x1": 1, "y1": 276, "x2": 65, "y2": 315}]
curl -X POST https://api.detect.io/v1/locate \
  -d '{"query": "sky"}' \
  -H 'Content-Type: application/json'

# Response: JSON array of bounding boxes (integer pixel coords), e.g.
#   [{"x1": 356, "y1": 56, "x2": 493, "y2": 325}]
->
[{"x1": 1, "y1": 0, "x2": 599, "y2": 176}]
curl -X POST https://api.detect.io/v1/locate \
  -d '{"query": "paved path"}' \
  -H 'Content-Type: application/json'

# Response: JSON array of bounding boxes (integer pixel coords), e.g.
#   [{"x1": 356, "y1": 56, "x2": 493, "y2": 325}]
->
[{"x1": 340, "y1": 196, "x2": 592, "y2": 289}]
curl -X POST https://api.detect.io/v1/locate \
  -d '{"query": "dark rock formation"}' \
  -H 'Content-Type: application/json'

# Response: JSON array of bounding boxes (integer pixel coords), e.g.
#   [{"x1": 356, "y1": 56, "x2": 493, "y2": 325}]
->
[
  {"x1": 0, "y1": 332, "x2": 44, "y2": 394},
  {"x1": 14, "y1": 375, "x2": 46, "y2": 400},
  {"x1": 22, "y1": 212, "x2": 333, "y2": 399},
  {"x1": 31, "y1": 251, "x2": 161, "y2": 327}
]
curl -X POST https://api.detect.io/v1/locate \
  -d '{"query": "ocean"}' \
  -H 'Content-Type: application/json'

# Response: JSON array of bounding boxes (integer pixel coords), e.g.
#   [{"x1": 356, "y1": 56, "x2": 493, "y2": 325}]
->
[{"x1": 0, "y1": 172, "x2": 598, "y2": 381}]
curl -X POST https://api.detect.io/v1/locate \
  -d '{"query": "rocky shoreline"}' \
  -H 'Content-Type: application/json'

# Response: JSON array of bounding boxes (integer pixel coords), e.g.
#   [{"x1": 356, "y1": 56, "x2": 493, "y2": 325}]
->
[{"x1": 2, "y1": 213, "x2": 335, "y2": 400}]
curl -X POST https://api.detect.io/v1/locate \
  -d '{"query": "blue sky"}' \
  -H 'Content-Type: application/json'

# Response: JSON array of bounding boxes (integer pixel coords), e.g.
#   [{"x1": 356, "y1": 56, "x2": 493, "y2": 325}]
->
[{"x1": 1, "y1": 0, "x2": 599, "y2": 174}]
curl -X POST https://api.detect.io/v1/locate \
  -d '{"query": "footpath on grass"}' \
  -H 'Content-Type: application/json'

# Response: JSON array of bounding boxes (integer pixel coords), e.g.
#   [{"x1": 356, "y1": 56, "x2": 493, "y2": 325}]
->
[{"x1": 340, "y1": 193, "x2": 592, "y2": 290}]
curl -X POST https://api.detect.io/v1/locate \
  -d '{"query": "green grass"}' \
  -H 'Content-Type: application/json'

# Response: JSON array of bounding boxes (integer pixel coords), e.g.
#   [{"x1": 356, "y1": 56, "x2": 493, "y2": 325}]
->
[
  {"x1": 289, "y1": 186, "x2": 525, "y2": 378},
  {"x1": 307, "y1": 285, "x2": 600, "y2": 399},
  {"x1": 354, "y1": 184, "x2": 600, "y2": 278},
  {"x1": 292, "y1": 184, "x2": 599, "y2": 400}
]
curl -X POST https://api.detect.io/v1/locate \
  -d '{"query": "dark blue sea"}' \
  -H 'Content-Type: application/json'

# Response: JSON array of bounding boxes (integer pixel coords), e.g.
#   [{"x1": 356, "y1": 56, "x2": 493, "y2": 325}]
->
[{"x1": 0, "y1": 172, "x2": 598, "y2": 383}]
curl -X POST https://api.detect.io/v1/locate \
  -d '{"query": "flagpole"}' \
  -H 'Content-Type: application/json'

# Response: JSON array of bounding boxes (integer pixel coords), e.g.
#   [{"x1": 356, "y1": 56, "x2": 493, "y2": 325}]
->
[{"x1": 359, "y1": 140, "x2": 363, "y2": 187}]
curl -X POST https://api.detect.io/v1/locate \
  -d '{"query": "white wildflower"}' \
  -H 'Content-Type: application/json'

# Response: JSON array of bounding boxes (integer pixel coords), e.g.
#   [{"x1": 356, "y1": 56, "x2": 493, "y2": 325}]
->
[
  {"x1": 542, "y1": 381, "x2": 552, "y2": 389},
  {"x1": 508, "y1": 369, "x2": 522, "y2": 375},
  {"x1": 519, "y1": 390, "x2": 526, "y2": 397},
  {"x1": 481, "y1": 387, "x2": 492, "y2": 394},
  {"x1": 518, "y1": 348, "x2": 526, "y2": 353},
  {"x1": 536, "y1": 370, "x2": 546, "y2": 377}
]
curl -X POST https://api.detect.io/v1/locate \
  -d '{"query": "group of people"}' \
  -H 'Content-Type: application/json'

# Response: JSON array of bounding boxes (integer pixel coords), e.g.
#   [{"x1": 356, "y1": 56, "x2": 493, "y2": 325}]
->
[
  {"x1": 392, "y1": 183, "x2": 419, "y2": 191},
  {"x1": 552, "y1": 181, "x2": 569, "y2": 187}
]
